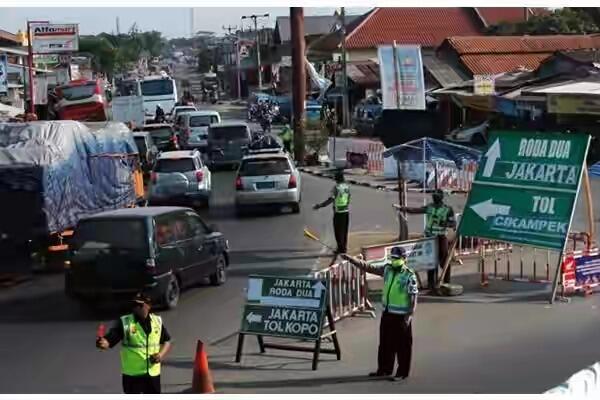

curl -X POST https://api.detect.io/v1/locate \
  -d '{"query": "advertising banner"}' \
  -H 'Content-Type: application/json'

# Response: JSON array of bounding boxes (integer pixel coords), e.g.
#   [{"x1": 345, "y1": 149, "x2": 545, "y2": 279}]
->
[
  {"x1": 30, "y1": 23, "x2": 79, "y2": 54},
  {"x1": 378, "y1": 45, "x2": 425, "y2": 110},
  {"x1": 0, "y1": 54, "x2": 7, "y2": 94}
]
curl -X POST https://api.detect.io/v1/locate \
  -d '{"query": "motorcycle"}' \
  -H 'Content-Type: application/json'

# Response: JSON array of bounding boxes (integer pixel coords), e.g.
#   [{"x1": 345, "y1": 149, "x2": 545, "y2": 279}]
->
[{"x1": 259, "y1": 111, "x2": 273, "y2": 134}]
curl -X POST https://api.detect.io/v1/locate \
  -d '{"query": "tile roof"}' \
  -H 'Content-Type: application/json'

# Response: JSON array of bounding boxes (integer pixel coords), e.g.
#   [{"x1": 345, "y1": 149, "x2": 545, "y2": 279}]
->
[
  {"x1": 442, "y1": 35, "x2": 600, "y2": 75},
  {"x1": 475, "y1": 7, "x2": 543, "y2": 26},
  {"x1": 345, "y1": 8, "x2": 483, "y2": 49}
]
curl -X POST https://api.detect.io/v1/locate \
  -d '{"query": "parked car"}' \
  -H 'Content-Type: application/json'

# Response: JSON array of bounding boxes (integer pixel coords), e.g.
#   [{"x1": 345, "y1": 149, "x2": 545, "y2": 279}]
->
[
  {"x1": 140, "y1": 123, "x2": 180, "y2": 152},
  {"x1": 65, "y1": 207, "x2": 229, "y2": 309},
  {"x1": 353, "y1": 99, "x2": 382, "y2": 136},
  {"x1": 234, "y1": 151, "x2": 301, "y2": 215},
  {"x1": 208, "y1": 121, "x2": 253, "y2": 169},
  {"x1": 170, "y1": 105, "x2": 197, "y2": 122},
  {"x1": 446, "y1": 121, "x2": 489, "y2": 146},
  {"x1": 148, "y1": 150, "x2": 212, "y2": 208},
  {"x1": 133, "y1": 131, "x2": 159, "y2": 175},
  {"x1": 178, "y1": 110, "x2": 221, "y2": 151}
]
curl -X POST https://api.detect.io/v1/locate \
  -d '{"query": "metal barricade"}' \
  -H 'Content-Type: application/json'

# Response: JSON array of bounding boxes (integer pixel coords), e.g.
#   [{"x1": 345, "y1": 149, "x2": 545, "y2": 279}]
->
[{"x1": 314, "y1": 259, "x2": 375, "y2": 322}]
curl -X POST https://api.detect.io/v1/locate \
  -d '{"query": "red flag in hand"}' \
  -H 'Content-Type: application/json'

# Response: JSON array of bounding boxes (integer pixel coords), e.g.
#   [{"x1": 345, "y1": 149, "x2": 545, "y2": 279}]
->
[{"x1": 97, "y1": 323, "x2": 106, "y2": 338}]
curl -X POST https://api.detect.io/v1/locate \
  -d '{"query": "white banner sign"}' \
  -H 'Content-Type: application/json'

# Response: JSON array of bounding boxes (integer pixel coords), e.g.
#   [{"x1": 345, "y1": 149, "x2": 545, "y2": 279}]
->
[
  {"x1": 364, "y1": 237, "x2": 439, "y2": 272},
  {"x1": 30, "y1": 23, "x2": 79, "y2": 54}
]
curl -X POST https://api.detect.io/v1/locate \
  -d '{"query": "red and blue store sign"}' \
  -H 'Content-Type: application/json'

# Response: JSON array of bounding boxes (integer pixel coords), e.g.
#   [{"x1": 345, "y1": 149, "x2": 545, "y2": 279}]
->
[{"x1": 562, "y1": 252, "x2": 600, "y2": 292}]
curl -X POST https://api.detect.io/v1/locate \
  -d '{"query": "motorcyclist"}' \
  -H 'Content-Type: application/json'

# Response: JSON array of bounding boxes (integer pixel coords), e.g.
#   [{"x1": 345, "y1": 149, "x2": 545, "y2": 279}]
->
[{"x1": 155, "y1": 104, "x2": 165, "y2": 123}]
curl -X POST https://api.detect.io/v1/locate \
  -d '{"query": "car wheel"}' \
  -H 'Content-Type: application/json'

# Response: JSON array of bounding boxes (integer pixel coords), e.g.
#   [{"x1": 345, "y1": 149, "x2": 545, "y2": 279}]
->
[
  {"x1": 163, "y1": 275, "x2": 180, "y2": 309},
  {"x1": 291, "y1": 202, "x2": 300, "y2": 214},
  {"x1": 210, "y1": 255, "x2": 227, "y2": 286}
]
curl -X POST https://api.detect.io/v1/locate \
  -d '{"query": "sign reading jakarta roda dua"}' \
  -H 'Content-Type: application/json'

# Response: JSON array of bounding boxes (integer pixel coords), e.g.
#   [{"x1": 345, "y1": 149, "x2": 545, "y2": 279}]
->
[
  {"x1": 460, "y1": 130, "x2": 590, "y2": 250},
  {"x1": 240, "y1": 275, "x2": 327, "y2": 341}
]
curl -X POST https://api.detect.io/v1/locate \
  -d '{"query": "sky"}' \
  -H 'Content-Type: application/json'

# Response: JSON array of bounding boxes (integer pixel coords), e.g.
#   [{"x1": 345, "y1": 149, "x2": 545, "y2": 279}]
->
[{"x1": 0, "y1": 7, "x2": 371, "y2": 38}]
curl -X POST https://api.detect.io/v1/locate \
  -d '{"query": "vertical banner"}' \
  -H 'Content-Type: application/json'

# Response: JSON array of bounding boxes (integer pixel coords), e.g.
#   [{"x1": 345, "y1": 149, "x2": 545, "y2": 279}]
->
[
  {"x1": 377, "y1": 45, "x2": 425, "y2": 110},
  {"x1": 0, "y1": 53, "x2": 7, "y2": 94}
]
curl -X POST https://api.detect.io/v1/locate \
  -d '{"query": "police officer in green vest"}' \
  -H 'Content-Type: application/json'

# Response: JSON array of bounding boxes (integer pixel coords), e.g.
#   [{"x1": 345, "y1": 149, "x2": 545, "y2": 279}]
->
[
  {"x1": 314, "y1": 169, "x2": 351, "y2": 255},
  {"x1": 279, "y1": 124, "x2": 293, "y2": 154},
  {"x1": 396, "y1": 189, "x2": 456, "y2": 289},
  {"x1": 96, "y1": 293, "x2": 172, "y2": 394},
  {"x1": 342, "y1": 246, "x2": 418, "y2": 380}
]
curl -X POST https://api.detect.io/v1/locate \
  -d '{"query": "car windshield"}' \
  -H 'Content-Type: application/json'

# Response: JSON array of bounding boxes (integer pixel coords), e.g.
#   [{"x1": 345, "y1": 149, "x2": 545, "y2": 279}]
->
[
  {"x1": 190, "y1": 115, "x2": 218, "y2": 127},
  {"x1": 147, "y1": 127, "x2": 172, "y2": 139},
  {"x1": 155, "y1": 158, "x2": 195, "y2": 172},
  {"x1": 141, "y1": 79, "x2": 174, "y2": 96},
  {"x1": 59, "y1": 83, "x2": 97, "y2": 101},
  {"x1": 240, "y1": 157, "x2": 291, "y2": 176},
  {"x1": 74, "y1": 219, "x2": 147, "y2": 251},
  {"x1": 210, "y1": 126, "x2": 248, "y2": 140}
]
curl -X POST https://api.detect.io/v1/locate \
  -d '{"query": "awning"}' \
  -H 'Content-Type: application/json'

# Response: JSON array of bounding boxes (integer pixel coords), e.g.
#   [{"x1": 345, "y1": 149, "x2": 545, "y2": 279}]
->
[{"x1": 422, "y1": 55, "x2": 467, "y2": 88}]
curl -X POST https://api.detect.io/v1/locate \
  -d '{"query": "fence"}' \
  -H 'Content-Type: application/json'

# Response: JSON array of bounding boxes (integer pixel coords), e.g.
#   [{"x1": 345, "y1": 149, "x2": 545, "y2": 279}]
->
[
  {"x1": 545, "y1": 362, "x2": 600, "y2": 395},
  {"x1": 313, "y1": 259, "x2": 375, "y2": 322}
]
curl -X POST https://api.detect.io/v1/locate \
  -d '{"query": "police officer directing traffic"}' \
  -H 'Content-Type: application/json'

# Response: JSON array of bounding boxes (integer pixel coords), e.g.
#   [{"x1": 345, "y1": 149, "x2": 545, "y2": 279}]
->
[
  {"x1": 96, "y1": 293, "x2": 172, "y2": 394},
  {"x1": 395, "y1": 189, "x2": 456, "y2": 288},
  {"x1": 313, "y1": 169, "x2": 351, "y2": 255},
  {"x1": 341, "y1": 246, "x2": 418, "y2": 380}
]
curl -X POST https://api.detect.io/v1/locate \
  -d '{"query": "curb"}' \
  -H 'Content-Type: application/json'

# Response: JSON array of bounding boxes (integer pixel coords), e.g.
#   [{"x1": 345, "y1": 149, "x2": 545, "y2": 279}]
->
[{"x1": 299, "y1": 167, "x2": 399, "y2": 192}]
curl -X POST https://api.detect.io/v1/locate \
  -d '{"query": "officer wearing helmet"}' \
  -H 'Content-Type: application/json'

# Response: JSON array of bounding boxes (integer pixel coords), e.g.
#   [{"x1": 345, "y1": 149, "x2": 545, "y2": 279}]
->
[
  {"x1": 314, "y1": 169, "x2": 350, "y2": 258},
  {"x1": 395, "y1": 189, "x2": 456, "y2": 288},
  {"x1": 342, "y1": 246, "x2": 417, "y2": 380}
]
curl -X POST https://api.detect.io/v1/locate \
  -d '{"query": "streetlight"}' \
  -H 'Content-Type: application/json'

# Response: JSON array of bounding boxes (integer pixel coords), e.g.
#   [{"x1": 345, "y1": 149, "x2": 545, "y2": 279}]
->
[{"x1": 241, "y1": 13, "x2": 269, "y2": 90}]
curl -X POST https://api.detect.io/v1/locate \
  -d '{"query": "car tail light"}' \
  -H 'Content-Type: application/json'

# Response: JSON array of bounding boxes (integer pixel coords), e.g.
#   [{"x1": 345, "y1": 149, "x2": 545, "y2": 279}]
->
[
  {"x1": 151, "y1": 171, "x2": 157, "y2": 183},
  {"x1": 235, "y1": 176, "x2": 243, "y2": 190},
  {"x1": 196, "y1": 170, "x2": 204, "y2": 182},
  {"x1": 288, "y1": 174, "x2": 297, "y2": 189}
]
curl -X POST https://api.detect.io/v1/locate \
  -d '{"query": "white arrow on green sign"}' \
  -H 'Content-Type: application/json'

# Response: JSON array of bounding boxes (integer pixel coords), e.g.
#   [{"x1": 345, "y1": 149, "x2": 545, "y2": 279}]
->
[
  {"x1": 247, "y1": 275, "x2": 327, "y2": 309},
  {"x1": 459, "y1": 130, "x2": 590, "y2": 250}
]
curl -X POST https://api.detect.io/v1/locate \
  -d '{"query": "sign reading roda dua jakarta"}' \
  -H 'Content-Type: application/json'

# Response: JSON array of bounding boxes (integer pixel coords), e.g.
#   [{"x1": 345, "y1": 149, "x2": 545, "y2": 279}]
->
[{"x1": 460, "y1": 130, "x2": 590, "y2": 250}]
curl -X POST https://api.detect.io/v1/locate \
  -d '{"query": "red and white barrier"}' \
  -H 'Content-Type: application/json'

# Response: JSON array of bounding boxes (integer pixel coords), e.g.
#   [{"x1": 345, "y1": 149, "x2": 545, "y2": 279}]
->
[{"x1": 366, "y1": 142, "x2": 385, "y2": 174}]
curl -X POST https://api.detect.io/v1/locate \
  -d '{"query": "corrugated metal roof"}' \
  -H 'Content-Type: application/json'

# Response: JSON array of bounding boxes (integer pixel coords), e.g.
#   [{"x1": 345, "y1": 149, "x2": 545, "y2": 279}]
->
[
  {"x1": 345, "y1": 8, "x2": 482, "y2": 49},
  {"x1": 422, "y1": 55, "x2": 468, "y2": 87},
  {"x1": 346, "y1": 61, "x2": 380, "y2": 86},
  {"x1": 446, "y1": 35, "x2": 600, "y2": 55},
  {"x1": 275, "y1": 15, "x2": 360, "y2": 43},
  {"x1": 529, "y1": 80, "x2": 600, "y2": 95},
  {"x1": 460, "y1": 53, "x2": 552, "y2": 74}
]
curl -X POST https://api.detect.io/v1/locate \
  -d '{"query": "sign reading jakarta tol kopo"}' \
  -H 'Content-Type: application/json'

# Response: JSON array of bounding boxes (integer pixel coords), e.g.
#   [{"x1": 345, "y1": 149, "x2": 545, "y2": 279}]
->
[
  {"x1": 30, "y1": 23, "x2": 79, "y2": 54},
  {"x1": 460, "y1": 131, "x2": 590, "y2": 250},
  {"x1": 240, "y1": 275, "x2": 327, "y2": 340}
]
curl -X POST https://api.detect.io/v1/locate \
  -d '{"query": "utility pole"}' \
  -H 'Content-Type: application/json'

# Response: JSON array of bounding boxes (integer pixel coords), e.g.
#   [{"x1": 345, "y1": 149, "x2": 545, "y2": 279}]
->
[
  {"x1": 223, "y1": 25, "x2": 239, "y2": 99},
  {"x1": 241, "y1": 13, "x2": 269, "y2": 90},
  {"x1": 116, "y1": 17, "x2": 120, "y2": 35},
  {"x1": 291, "y1": 7, "x2": 305, "y2": 163},
  {"x1": 340, "y1": 7, "x2": 349, "y2": 129}
]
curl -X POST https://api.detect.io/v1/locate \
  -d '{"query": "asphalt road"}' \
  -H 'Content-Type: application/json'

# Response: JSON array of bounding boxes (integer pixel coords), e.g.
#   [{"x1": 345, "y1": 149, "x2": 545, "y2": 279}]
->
[{"x1": 0, "y1": 168, "x2": 411, "y2": 393}]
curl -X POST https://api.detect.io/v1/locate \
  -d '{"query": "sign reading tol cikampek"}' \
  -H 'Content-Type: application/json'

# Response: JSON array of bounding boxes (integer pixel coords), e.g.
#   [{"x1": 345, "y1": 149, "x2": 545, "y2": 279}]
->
[{"x1": 460, "y1": 131, "x2": 590, "y2": 250}]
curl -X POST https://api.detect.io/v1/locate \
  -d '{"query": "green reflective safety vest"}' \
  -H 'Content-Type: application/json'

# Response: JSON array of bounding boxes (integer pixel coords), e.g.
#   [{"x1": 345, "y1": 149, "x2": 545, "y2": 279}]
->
[
  {"x1": 334, "y1": 183, "x2": 350, "y2": 213},
  {"x1": 425, "y1": 203, "x2": 452, "y2": 236},
  {"x1": 382, "y1": 259, "x2": 417, "y2": 315},
  {"x1": 120, "y1": 313, "x2": 162, "y2": 377},
  {"x1": 280, "y1": 128, "x2": 293, "y2": 143}
]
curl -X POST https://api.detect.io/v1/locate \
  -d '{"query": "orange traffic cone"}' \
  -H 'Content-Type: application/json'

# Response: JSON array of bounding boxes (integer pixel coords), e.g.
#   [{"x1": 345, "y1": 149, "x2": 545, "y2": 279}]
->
[{"x1": 191, "y1": 340, "x2": 215, "y2": 393}]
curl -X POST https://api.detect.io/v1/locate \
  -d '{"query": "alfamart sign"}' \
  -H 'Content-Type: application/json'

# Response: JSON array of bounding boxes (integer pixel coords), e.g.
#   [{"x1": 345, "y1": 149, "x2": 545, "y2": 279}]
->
[{"x1": 30, "y1": 23, "x2": 79, "y2": 54}]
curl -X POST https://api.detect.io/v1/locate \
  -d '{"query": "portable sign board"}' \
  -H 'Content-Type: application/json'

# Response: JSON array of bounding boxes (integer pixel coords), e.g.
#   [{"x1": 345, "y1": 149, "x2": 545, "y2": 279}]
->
[
  {"x1": 236, "y1": 275, "x2": 340, "y2": 370},
  {"x1": 30, "y1": 23, "x2": 79, "y2": 54},
  {"x1": 460, "y1": 131, "x2": 590, "y2": 250}
]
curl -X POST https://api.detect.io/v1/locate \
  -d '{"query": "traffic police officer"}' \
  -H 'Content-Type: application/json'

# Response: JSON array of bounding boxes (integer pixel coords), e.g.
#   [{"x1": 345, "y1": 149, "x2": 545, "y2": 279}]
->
[
  {"x1": 342, "y1": 246, "x2": 418, "y2": 380},
  {"x1": 313, "y1": 169, "x2": 350, "y2": 254},
  {"x1": 96, "y1": 293, "x2": 172, "y2": 394},
  {"x1": 279, "y1": 124, "x2": 293, "y2": 154},
  {"x1": 395, "y1": 189, "x2": 456, "y2": 288}
]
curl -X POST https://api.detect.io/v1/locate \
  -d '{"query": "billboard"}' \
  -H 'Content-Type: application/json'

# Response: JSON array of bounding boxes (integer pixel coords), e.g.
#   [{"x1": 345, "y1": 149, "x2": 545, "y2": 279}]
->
[{"x1": 30, "y1": 23, "x2": 79, "y2": 54}]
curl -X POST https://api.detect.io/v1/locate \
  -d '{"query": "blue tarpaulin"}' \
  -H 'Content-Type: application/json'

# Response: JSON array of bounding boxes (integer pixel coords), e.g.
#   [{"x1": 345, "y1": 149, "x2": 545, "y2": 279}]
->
[
  {"x1": 383, "y1": 137, "x2": 482, "y2": 167},
  {"x1": 589, "y1": 162, "x2": 600, "y2": 178}
]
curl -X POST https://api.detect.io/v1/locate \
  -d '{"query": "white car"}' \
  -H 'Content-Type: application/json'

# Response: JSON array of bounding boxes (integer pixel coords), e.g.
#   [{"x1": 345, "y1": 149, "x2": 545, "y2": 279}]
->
[
  {"x1": 178, "y1": 110, "x2": 221, "y2": 151},
  {"x1": 446, "y1": 121, "x2": 489, "y2": 145},
  {"x1": 170, "y1": 105, "x2": 197, "y2": 122},
  {"x1": 234, "y1": 151, "x2": 301, "y2": 215}
]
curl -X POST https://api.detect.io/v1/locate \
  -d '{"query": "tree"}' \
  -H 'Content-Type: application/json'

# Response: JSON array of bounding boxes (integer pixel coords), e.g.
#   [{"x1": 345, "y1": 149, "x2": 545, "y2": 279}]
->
[{"x1": 486, "y1": 8, "x2": 600, "y2": 35}]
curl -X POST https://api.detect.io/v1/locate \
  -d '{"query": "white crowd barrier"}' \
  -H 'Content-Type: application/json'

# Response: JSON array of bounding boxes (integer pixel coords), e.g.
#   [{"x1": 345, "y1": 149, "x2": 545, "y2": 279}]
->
[
  {"x1": 314, "y1": 259, "x2": 374, "y2": 322},
  {"x1": 545, "y1": 362, "x2": 600, "y2": 396}
]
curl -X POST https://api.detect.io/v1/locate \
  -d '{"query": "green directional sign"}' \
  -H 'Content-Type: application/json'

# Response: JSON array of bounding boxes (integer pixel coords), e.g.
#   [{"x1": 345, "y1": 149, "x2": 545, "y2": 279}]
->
[
  {"x1": 240, "y1": 304, "x2": 325, "y2": 340},
  {"x1": 460, "y1": 130, "x2": 590, "y2": 250},
  {"x1": 247, "y1": 275, "x2": 327, "y2": 309}
]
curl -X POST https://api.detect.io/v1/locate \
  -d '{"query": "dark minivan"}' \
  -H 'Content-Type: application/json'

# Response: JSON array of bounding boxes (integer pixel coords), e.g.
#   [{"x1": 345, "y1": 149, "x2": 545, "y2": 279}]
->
[
  {"x1": 208, "y1": 121, "x2": 252, "y2": 169},
  {"x1": 65, "y1": 207, "x2": 229, "y2": 309}
]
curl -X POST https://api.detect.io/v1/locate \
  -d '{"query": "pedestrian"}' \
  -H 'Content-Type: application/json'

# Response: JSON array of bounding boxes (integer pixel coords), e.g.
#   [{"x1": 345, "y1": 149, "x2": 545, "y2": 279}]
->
[
  {"x1": 395, "y1": 189, "x2": 456, "y2": 288},
  {"x1": 341, "y1": 246, "x2": 418, "y2": 380},
  {"x1": 279, "y1": 124, "x2": 293, "y2": 154},
  {"x1": 96, "y1": 293, "x2": 172, "y2": 394},
  {"x1": 313, "y1": 169, "x2": 350, "y2": 255}
]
